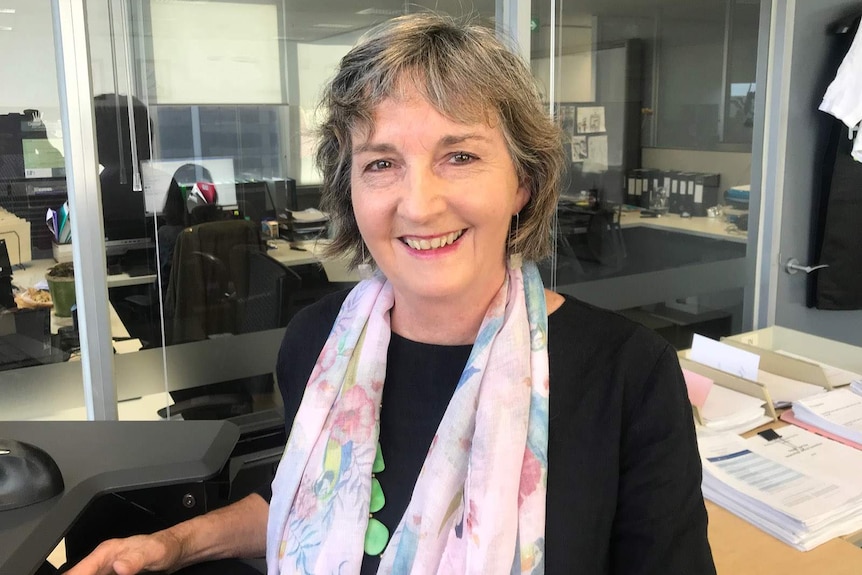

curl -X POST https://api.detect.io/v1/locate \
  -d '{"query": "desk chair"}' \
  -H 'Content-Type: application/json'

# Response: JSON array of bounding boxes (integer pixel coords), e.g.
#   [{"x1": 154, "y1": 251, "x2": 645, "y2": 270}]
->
[
  {"x1": 162, "y1": 225, "x2": 301, "y2": 421},
  {"x1": 165, "y1": 220, "x2": 261, "y2": 344},
  {"x1": 238, "y1": 248, "x2": 302, "y2": 333},
  {"x1": 556, "y1": 201, "x2": 626, "y2": 272}
]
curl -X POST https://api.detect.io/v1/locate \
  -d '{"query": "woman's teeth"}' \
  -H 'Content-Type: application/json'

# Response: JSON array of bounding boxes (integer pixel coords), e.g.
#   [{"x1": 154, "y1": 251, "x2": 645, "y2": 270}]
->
[{"x1": 404, "y1": 229, "x2": 464, "y2": 251}]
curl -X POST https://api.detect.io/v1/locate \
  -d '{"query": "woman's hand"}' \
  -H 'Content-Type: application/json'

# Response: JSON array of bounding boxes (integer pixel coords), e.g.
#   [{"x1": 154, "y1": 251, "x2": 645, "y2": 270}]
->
[
  {"x1": 64, "y1": 494, "x2": 269, "y2": 575},
  {"x1": 64, "y1": 530, "x2": 182, "y2": 575}
]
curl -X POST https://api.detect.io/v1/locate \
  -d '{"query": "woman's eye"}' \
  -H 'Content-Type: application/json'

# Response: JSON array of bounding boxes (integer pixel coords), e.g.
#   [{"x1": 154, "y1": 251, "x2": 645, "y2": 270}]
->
[
  {"x1": 451, "y1": 152, "x2": 475, "y2": 164},
  {"x1": 367, "y1": 160, "x2": 392, "y2": 171}
]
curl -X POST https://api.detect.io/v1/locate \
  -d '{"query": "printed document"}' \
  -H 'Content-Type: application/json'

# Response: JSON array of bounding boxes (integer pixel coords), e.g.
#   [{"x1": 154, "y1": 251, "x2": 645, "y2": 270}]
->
[
  {"x1": 792, "y1": 389, "x2": 862, "y2": 445},
  {"x1": 699, "y1": 427, "x2": 862, "y2": 550}
]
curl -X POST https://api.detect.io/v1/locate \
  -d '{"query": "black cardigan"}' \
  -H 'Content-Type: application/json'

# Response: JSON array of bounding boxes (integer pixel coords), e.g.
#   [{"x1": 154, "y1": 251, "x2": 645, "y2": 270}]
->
[{"x1": 265, "y1": 290, "x2": 715, "y2": 575}]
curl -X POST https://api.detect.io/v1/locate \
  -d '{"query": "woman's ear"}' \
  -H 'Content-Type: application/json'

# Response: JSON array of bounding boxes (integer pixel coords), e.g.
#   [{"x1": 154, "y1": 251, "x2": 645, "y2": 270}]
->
[{"x1": 515, "y1": 180, "x2": 531, "y2": 213}]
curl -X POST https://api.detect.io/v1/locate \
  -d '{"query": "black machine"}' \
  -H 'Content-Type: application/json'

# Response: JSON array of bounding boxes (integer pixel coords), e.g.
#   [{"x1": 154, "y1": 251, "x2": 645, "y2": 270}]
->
[
  {"x1": 0, "y1": 439, "x2": 65, "y2": 512},
  {"x1": 0, "y1": 239, "x2": 14, "y2": 309}
]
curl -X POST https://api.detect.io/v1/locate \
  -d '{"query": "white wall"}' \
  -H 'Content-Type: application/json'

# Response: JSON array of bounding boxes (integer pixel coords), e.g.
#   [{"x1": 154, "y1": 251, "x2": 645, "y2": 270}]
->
[
  {"x1": 295, "y1": 28, "x2": 370, "y2": 184},
  {"x1": 148, "y1": 1, "x2": 281, "y2": 104},
  {"x1": 0, "y1": 1, "x2": 134, "y2": 152},
  {"x1": 0, "y1": 1, "x2": 62, "y2": 144},
  {"x1": 531, "y1": 53, "x2": 593, "y2": 103},
  {"x1": 530, "y1": 25, "x2": 593, "y2": 103}
]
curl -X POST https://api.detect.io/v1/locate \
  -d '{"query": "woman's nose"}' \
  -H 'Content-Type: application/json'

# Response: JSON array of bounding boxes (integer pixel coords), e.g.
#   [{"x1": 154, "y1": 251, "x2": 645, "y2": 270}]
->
[{"x1": 397, "y1": 167, "x2": 446, "y2": 222}]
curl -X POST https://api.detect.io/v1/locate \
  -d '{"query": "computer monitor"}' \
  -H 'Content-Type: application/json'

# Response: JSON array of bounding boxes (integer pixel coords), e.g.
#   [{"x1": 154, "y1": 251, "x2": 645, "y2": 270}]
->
[
  {"x1": 93, "y1": 95, "x2": 152, "y2": 257},
  {"x1": 266, "y1": 178, "x2": 297, "y2": 212},
  {"x1": 22, "y1": 137, "x2": 65, "y2": 180},
  {"x1": 0, "y1": 111, "x2": 65, "y2": 182},
  {"x1": 235, "y1": 181, "x2": 275, "y2": 224},
  {"x1": 141, "y1": 157, "x2": 238, "y2": 214}
]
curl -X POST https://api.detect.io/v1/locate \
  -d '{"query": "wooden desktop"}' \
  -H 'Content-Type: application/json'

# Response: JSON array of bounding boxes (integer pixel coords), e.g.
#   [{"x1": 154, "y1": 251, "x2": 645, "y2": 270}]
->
[{"x1": 708, "y1": 501, "x2": 862, "y2": 574}]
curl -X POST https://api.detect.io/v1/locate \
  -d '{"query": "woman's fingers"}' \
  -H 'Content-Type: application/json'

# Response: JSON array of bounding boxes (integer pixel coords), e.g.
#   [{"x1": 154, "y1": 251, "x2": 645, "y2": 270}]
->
[{"x1": 65, "y1": 533, "x2": 179, "y2": 575}]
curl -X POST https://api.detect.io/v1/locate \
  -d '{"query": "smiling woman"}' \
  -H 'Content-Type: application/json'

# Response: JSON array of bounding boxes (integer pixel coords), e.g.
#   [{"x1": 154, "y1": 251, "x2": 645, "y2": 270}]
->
[
  {"x1": 66, "y1": 12, "x2": 715, "y2": 575},
  {"x1": 349, "y1": 91, "x2": 530, "y2": 342}
]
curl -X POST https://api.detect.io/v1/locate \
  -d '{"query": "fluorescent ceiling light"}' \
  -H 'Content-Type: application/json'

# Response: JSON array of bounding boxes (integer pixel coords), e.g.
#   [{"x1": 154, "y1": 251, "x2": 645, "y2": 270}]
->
[
  {"x1": 356, "y1": 8, "x2": 401, "y2": 16},
  {"x1": 0, "y1": 8, "x2": 16, "y2": 14},
  {"x1": 312, "y1": 23, "x2": 355, "y2": 29},
  {"x1": 0, "y1": 26, "x2": 12, "y2": 31}
]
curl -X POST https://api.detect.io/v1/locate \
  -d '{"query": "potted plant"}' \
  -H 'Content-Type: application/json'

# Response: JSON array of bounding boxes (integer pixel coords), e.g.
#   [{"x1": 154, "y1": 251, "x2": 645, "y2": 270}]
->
[{"x1": 45, "y1": 261, "x2": 76, "y2": 317}]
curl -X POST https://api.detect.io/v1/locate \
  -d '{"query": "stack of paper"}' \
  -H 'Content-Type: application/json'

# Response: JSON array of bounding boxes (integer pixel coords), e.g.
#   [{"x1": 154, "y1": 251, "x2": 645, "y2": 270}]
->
[
  {"x1": 791, "y1": 389, "x2": 862, "y2": 445},
  {"x1": 851, "y1": 380, "x2": 862, "y2": 395},
  {"x1": 698, "y1": 384, "x2": 772, "y2": 434},
  {"x1": 699, "y1": 426, "x2": 862, "y2": 550}
]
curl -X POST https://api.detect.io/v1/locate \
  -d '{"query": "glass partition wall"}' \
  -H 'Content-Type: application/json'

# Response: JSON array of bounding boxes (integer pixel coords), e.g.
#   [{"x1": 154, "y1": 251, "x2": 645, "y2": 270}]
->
[
  {"x1": 4, "y1": 0, "x2": 765, "y2": 421},
  {"x1": 0, "y1": 1, "x2": 87, "y2": 420},
  {"x1": 3, "y1": 0, "x2": 502, "y2": 422},
  {"x1": 535, "y1": 0, "x2": 762, "y2": 350}
]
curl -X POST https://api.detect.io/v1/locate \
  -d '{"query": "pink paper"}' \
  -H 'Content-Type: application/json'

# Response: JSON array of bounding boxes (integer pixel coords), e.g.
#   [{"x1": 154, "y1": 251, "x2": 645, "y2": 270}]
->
[
  {"x1": 780, "y1": 410, "x2": 862, "y2": 451},
  {"x1": 682, "y1": 368, "x2": 713, "y2": 409}
]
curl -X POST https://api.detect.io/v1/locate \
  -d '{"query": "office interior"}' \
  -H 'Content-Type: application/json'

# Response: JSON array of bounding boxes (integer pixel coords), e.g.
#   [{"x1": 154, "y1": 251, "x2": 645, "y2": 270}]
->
[{"x1": 2, "y1": 0, "x2": 862, "y2": 571}]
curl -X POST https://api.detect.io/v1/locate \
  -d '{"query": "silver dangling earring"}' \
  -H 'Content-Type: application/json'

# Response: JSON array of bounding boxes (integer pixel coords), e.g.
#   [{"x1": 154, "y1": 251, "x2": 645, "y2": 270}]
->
[
  {"x1": 508, "y1": 212, "x2": 522, "y2": 270},
  {"x1": 358, "y1": 241, "x2": 373, "y2": 280}
]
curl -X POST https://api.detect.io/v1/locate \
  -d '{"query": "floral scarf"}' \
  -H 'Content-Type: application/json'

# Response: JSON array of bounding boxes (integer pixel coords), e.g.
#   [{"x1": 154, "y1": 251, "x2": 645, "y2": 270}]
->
[{"x1": 266, "y1": 262, "x2": 550, "y2": 574}]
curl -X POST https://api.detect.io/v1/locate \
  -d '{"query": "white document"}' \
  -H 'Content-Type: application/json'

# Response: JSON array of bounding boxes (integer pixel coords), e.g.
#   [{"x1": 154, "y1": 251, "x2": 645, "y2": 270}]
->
[
  {"x1": 793, "y1": 389, "x2": 862, "y2": 445},
  {"x1": 690, "y1": 334, "x2": 760, "y2": 381},
  {"x1": 698, "y1": 428, "x2": 862, "y2": 550},
  {"x1": 747, "y1": 426, "x2": 862, "y2": 488},
  {"x1": 700, "y1": 385, "x2": 770, "y2": 434}
]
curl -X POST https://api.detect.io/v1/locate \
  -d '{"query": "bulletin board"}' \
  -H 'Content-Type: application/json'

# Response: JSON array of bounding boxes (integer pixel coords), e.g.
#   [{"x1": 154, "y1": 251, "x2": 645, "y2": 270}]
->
[{"x1": 557, "y1": 102, "x2": 609, "y2": 173}]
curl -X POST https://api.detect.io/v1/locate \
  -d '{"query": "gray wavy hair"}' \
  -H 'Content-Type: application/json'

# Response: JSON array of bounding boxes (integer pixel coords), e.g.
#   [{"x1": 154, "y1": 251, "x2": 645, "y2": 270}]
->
[{"x1": 317, "y1": 12, "x2": 564, "y2": 268}]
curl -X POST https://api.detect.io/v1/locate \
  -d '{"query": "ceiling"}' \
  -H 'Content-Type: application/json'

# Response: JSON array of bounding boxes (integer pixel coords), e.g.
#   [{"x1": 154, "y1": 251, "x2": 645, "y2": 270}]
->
[{"x1": 0, "y1": 0, "x2": 754, "y2": 44}]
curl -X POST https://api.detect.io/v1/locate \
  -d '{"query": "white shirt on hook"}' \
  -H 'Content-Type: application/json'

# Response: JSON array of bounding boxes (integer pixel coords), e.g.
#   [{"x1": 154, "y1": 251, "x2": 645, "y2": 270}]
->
[{"x1": 820, "y1": 22, "x2": 862, "y2": 144}]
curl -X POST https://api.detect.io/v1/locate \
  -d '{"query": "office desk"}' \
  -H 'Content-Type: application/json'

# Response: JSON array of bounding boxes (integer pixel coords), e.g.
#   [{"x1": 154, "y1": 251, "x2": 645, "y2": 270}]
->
[
  {"x1": 12, "y1": 258, "x2": 157, "y2": 290},
  {"x1": 0, "y1": 420, "x2": 239, "y2": 575},
  {"x1": 267, "y1": 238, "x2": 360, "y2": 283},
  {"x1": 708, "y1": 501, "x2": 862, "y2": 574},
  {"x1": 618, "y1": 210, "x2": 747, "y2": 243},
  {"x1": 702, "y1": 414, "x2": 862, "y2": 573},
  {"x1": 266, "y1": 238, "x2": 323, "y2": 266}
]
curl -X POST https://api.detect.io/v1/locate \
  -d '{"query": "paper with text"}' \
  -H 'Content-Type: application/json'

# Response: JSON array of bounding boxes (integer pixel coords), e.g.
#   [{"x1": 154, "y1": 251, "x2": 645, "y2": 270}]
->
[{"x1": 691, "y1": 334, "x2": 760, "y2": 381}]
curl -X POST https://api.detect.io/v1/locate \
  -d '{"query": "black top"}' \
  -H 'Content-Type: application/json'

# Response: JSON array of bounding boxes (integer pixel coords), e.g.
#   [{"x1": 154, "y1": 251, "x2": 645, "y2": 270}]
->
[{"x1": 265, "y1": 290, "x2": 715, "y2": 575}]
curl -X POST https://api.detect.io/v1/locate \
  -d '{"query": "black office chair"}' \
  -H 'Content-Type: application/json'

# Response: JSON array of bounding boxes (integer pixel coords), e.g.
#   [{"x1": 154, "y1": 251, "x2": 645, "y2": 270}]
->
[
  {"x1": 237, "y1": 248, "x2": 302, "y2": 334},
  {"x1": 556, "y1": 200, "x2": 626, "y2": 272},
  {"x1": 165, "y1": 220, "x2": 261, "y2": 344},
  {"x1": 160, "y1": 232, "x2": 300, "y2": 422}
]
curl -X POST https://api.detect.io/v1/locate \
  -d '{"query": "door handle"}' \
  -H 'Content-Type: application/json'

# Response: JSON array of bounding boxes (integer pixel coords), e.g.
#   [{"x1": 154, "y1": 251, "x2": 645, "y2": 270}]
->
[{"x1": 784, "y1": 258, "x2": 829, "y2": 275}]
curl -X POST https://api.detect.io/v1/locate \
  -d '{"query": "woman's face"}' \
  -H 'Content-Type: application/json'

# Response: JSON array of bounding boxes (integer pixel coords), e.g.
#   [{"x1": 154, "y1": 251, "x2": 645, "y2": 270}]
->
[{"x1": 350, "y1": 87, "x2": 529, "y2": 305}]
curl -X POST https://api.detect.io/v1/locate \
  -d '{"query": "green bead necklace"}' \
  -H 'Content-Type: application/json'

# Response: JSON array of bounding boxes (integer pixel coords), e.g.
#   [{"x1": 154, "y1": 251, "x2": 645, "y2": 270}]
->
[{"x1": 364, "y1": 441, "x2": 389, "y2": 556}]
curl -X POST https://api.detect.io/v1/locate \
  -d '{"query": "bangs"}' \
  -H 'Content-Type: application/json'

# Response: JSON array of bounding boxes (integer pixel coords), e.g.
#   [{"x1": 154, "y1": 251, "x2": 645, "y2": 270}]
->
[{"x1": 349, "y1": 67, "x2": 500, "y2": 144}]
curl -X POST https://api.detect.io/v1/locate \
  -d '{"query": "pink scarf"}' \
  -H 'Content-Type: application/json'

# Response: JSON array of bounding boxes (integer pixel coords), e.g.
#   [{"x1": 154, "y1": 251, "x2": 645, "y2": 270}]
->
[{"x1": 267, "y1": 262, "x2": 550, "y2": 574}]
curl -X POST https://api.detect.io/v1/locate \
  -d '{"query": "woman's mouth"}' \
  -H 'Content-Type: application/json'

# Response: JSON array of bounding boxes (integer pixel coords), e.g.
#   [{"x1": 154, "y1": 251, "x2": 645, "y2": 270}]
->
[{"x1": 401, "y1": 229, "x2": 466, "y2": 251}]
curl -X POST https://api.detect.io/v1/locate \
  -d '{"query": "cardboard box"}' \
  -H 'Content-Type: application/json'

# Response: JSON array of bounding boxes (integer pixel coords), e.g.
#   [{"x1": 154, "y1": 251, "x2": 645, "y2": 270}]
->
[{"x1": 0, "y1": 209, "x2": 32, "y2": 265}]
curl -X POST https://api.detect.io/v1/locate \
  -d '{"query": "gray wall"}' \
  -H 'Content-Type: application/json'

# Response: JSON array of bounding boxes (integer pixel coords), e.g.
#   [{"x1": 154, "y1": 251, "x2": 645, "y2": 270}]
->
[{"x1": 773, "y1": 0, "x2": 862, "y2": 346}]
